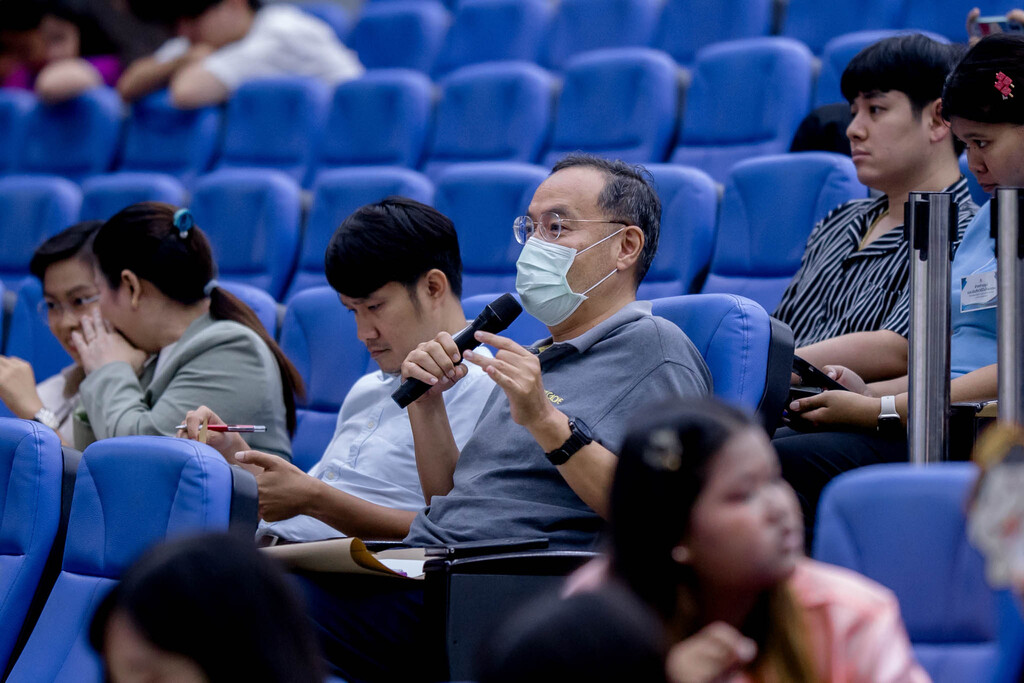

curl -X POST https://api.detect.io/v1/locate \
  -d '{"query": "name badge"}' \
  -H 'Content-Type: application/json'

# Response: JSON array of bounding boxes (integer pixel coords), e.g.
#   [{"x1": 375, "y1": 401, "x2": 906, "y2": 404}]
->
[{"x1": 961, "y1": 271, "x2": 998, "y2": 312}]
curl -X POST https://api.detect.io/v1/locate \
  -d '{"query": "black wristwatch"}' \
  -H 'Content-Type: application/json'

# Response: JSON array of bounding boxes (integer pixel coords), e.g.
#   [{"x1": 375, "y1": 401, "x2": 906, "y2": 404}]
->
[{"x1": 545, "y1": 417, "x2": 593, "y2": 466}]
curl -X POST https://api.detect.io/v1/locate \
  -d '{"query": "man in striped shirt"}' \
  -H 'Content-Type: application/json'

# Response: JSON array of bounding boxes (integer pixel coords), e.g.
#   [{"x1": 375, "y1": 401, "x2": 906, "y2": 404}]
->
[{"x1": 774, "y1": 34, "x2": 977, "y2": 390}]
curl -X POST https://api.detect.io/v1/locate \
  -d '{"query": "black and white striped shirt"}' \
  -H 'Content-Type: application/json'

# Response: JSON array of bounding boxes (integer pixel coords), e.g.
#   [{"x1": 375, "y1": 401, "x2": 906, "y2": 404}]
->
[{"x1": 773, "y1": 177, "x2": 977, "y2": 347}]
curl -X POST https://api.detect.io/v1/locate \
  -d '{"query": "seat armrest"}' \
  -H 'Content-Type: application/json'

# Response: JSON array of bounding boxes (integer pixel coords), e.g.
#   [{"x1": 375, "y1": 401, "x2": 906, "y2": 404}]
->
[
  {"x1": 760, "y1": 316, "x2": 795, "y2": 436},
  {"x1": 229, "y1": 464, "x2": 259, "y2": 536}
]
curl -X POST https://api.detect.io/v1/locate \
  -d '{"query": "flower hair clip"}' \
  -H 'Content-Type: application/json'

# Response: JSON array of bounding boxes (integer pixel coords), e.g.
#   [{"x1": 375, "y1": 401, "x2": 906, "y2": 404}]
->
[
  {"x1": 173, "y1": 208, "x2": 195, "y2": 238},
  {"x1": 995, "y1": 71, "x2": 1015, "y2": 100}
]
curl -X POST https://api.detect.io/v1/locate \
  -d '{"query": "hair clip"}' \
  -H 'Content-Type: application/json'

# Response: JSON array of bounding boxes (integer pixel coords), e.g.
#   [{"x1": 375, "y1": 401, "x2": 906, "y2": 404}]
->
[
  {"x1": 995, "y1": 72, "x2": 1015, "y2": 100},
  {"x1": 173, "y1": 208, "x2": 195, "y2": 238},
  {"x1": 202, "y1": 279, "x2": 219, "y2": 297}
]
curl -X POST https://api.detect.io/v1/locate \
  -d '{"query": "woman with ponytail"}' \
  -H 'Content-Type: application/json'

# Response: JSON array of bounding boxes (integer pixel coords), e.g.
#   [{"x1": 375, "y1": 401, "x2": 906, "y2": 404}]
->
[{"x1": 72, "y1": 202, "x2": 302, "y2": 460}]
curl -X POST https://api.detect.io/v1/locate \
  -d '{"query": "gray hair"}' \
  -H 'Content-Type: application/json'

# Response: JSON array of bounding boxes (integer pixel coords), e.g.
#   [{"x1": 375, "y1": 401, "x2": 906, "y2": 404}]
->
[{"x1": 550, "y1": 154, "x2": 661, "y2": 287}]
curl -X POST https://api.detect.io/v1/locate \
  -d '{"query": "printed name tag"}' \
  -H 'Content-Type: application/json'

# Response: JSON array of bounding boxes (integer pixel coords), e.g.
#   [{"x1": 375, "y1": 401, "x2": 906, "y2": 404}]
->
[{"x1": 961, "y1": 271, "x2": 998, "y2": 312}]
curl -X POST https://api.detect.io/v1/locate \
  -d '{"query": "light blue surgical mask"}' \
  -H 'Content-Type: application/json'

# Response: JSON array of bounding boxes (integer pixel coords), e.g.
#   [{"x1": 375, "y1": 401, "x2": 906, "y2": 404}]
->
[{"x1": 515, "y1": 228, "x2": 623, "y2": 326}]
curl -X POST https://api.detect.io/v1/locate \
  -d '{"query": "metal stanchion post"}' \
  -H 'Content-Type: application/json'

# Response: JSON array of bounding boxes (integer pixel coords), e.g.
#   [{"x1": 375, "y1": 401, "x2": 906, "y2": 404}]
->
[
  {"x1": 905, "y1": 192, "x2": 956, "y2": 464},
  {"x1": 992, "y1": 188, "x2": 1024, "y2": 424}
]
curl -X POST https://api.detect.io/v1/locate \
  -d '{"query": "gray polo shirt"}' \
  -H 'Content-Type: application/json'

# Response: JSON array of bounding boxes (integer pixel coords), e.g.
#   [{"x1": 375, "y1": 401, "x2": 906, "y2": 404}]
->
[{"x1": 404, "y1": 301, "x2": 712, "y2": 550}]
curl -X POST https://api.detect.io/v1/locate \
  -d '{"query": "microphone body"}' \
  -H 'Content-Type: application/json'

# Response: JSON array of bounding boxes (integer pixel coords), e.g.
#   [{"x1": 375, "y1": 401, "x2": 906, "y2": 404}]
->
[{"x1": 392, "y1": 293, "x2": 522, "y2": 408}]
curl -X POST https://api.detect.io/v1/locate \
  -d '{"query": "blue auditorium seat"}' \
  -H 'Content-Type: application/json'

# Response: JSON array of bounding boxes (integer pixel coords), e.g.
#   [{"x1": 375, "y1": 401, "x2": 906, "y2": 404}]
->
[
  {"x1": 0, "y1": 90, "x2": 34, "y2": 173},
  {"x1": 190, "y1": 169, "x2": 303, "y2": 300},
  {"x1": 218, "y1": 280, "x2": 281, "y2": 337},
  {"x1": 350, "y1": 1, "x2": 451, "y2": 72},
  {"x1": 217, "y1": 77, "x2": 330, "y2": 185},
  {"x1": 280, "y1": 287, "x2": 373, "y2": 472},
  {"x1": 0, "y1": 176, "x2": 82, "y2": 289},
  {"x1": 643, "y1": 164, "x2": 719, "y2": 298},
  {"x1": 5, "y1": 436, "x2": 246, "y2": 682},
  {"x1": 814, "y1": 463, "x2": 1024, "y2": 683},
  {"x1": 5, "y1": 277, "x2": 74, "y2": 384},
  {"x1": 960, "y1": 153, "x2": 988, "y2": 208},
  {"x1": 432, "y1": 162, "x2": 548, "y2": 297},
  {"x1": 13, "y1": 88, "x2": 123, "y2": 182},
  {"x1": 544, "y1": 48, "x2": 679, "y2": 166},
  {"x1": 901, "y1": 0, "x2": 1013, "y2": 42},
  {"x1": 423, "y1": 62, "x2": 554, "y2": 179},
  {"x1": 652, "y1": 294, "x2": 792, "y2": 430},
  {"x1": 543, "y1": 0, "x2": 661, "y2": 71},
  {"x1": 309, "y1": 70, "x2": 433, "y2": 178},
  {"x1": 671, "y1": 37, "x2": 814, "y2": 183},
  {"x1": 79, "y1": 173, "x2": 187, "y2": 222},
  {"x1": 652, "y1": 0, "x2": 773, "y2": 66},
  {"x1": 118, "y1": 90, "x2": 221, "y2": 186},
  {"x1": 815, "y1": 30, "x2": 949, "y2": 108},
  {"x1": 0, "y1": 419, "x2": 63, "y2": 672},
  {"x1": 461, "y1": 292, "x2": 550, "y2": 347},
  {"x1": 295, "y1": 1, "x2": 353, "y2": 40},
  {"x1": 701, "y1": 152, "x2": 865, "y2": 311},
  {"x1": 288, "y1": 167, "x2": 434, "y2": 300},
  {"x1": 433, "y1": 0, "x2": 553, "y2": 75},
  {"x1": 781, "y1": 0, "x2": 903, "y2": 54}
]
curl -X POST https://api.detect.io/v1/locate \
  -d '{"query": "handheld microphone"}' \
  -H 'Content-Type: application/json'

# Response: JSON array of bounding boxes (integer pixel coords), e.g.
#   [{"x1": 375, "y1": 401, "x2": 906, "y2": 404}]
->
[{"x1": 392, "y1": 293, "x2": 522, "y2": 408}]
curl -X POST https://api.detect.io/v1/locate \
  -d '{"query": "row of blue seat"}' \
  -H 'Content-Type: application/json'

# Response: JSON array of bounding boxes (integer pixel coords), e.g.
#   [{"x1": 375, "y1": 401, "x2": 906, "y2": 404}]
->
[
  {"x1": 0, "y1": 28, "x2": 944, "y2": 188},
  {"x1": 0, "y1": 154, "x2": 866, "y2": 312}
]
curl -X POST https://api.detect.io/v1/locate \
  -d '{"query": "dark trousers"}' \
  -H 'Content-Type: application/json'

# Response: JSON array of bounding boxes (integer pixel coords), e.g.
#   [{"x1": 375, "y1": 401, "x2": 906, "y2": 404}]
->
[
  {"x1": 772, "y1": 427, "x2": 907, "y2": 549},
  {"x1": 295, "y1": 572, "x2": 438, "y2": 683}
]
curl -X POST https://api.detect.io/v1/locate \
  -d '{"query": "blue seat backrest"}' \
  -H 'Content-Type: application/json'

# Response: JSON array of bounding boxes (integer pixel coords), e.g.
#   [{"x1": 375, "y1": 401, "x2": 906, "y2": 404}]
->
[
  {"x1": 350, "y1": 1, "x2": 451, "y2": 72},
  {"x1": 543, "y1": 0, "x2": 661, "y2": 71},
  {"x1": 280, "y1": 287, "x2": 373, "y2": 471},
  {"x1": 424, "y1": 61, "x2": 554, "y2": 180},
  {"x1": 900, "y1": 0, "x2": 1013, "y2": 42},
  {"x1": 671, "y1": 37, "x2": 814, "y2": 183},
  {"x1": 14, "y1": 88, "x2": 123, "y2": 182},
  {"x1": 6, "y1": 277, "x2": 74, "y2": 384},
  {"x1": 653, "y1": 0, "x2": 773, "y2": 66},
  {"x1": 79, "y1": 172, "x2": 187, "y2": 222},
  {"x1": 218, "y1": 77, "x2": 330, "y2": 185},
  {"x1": 289, "y1": 167, "x2": 434, "y2": 300},
  {"x1": 0, "y1": 90, "x2": 34, "y2": 173},
  {"x1": 6, "y1": 437, "x2": 234, "y2": 682},
  {"x1": 814, "y1": 463, "x2": 1024, "y2": 683},
  {"x1": 311, "y1": 70, "x2": 434, "y2": 177},
  {"x1": 433, "y1": 0, "x2": 553, "y2": 75},
  {"x1": 0, "y1": 419, "x2": 63, "y2": 671},
  {"x1": 461, "y1": 292, "x2": 550, "y2": 348},
  {"x1": 781, "y1": 0, "x2": 904, "y2": 54},
  {"x1": 432, "y1": 162, "x2": 548, "y2": 298},
  {"x1": 544, "y1": 48, "x2": 679, "y2": 167},
  {"x1": 701, "y1": 152, "x2": 865, "y2": 311},
  {"x1": 651, "y1": 294, "x2": 788, "y2": 421},
  {"x1": 218, "y1": 280, "x2": 280, "y2": 337},
  {"x1": 118, "y1": 90, "x2": 222, "y2": 186},
  {"x1": 815, "y1": 30, "x2": 949, "y2": 107},
  {"x1": 0, "y1": 176, "x2": 82, "y2": 289},
  {"x1": 295, "y1": 1, "x2": 353, "y2": 40},
  {"x1": 190, "y1": 169, "x2": 303, "y2": 300},
  {"x1": 642, "y1": 164, "x2": 719, "y2": 298}
]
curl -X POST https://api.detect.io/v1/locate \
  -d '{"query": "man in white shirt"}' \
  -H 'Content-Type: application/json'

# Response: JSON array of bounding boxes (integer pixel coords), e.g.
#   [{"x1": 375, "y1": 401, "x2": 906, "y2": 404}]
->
[
  {"x1": 118, "y1": 0, "x2": 363, "y2": 108},
  {"x1": 181, "y1": 198, "x2": 495, "y2": 541}
]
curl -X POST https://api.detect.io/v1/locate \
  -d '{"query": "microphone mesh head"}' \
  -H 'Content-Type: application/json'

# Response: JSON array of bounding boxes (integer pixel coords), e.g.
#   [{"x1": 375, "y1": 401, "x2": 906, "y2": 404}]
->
[{"x1": 486, "y1": 293, "x2": 523, "y2": 328}]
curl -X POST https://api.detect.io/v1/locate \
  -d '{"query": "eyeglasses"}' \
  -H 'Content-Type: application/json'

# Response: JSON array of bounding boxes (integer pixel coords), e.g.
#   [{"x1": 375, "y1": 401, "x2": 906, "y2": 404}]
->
[
  {"x1": 512, "y1": 212, "x2": 628, "y2": 245},
  {"x1": 37, "y1": 293, "x2": 100, "y2": 323}
]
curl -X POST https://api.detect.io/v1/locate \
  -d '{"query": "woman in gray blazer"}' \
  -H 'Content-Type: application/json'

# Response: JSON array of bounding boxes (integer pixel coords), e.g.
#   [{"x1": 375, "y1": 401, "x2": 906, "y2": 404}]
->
[{"x1": 72, "y1": 202, "x2": 302, "y2": 461}]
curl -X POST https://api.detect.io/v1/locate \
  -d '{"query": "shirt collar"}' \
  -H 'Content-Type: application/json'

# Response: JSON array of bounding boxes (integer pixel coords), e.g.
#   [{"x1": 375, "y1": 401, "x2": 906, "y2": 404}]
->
[{"x1": 537, "y1": 300, "x2": 652, "y2": 357}]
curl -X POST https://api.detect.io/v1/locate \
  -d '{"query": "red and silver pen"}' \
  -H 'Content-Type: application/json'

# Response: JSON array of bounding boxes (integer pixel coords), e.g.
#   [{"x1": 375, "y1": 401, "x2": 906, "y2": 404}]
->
[{"x1": 174, "y1": 424, "x2": 267, "y2": 433}]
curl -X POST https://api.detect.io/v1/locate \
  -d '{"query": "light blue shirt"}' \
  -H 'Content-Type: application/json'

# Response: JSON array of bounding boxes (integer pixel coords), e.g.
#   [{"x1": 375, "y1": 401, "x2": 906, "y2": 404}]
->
[
  {"x1": 258, "y1": 352, "x2": 495, "y2": 542},
  {"x1": 950, "y1": 202, "x2": 998, "y2": 378}
]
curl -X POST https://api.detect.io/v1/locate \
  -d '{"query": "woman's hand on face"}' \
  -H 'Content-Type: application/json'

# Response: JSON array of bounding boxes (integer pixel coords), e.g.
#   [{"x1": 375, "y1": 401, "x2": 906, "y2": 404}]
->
[
  {"x1": 665, "y1": 622, "x2": 757, "y2": 683},
  {"x1": 786, "y1": 390, "x2": 880, "y2": 429},
  {"x1": 0, "y1": 356, "x2": 43, "y2": 418},
  {"x1": 71, "y1": 309, "x2": 148, "y2": 375}
]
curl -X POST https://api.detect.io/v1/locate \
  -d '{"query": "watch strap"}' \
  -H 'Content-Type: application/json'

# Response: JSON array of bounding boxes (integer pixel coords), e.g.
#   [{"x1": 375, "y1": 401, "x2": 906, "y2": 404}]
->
[
  {"x1": 33, "y1": 407, "x2": 60, "y2": 431},
  {"x1": 545, "y1": 417, "x2": 593, "y2": 466}
]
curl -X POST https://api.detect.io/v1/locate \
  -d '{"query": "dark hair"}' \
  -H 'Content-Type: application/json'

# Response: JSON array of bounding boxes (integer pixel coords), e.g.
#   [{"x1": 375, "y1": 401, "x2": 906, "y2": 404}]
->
[
  {"x1": 43, "y1": 1, "x2": 118, "y2": 57},
  {"x1": 325, "y1": 196, "x2": 463, "y2": 299},
  {"x1": 130, "y1": 0, "x2": 260, "y2": 24},
  {"x1": 89, "y1": 533, "x2": 325, "y2": 683},
  {"x1": 942, "y1": 34, "x2": 1024, "y2": 126},
  {"x1": 93, "y1": 202, "x2": 304, "y2": 433},
  {"x1": 609, "y1": 398, "x2": 815, "y2": 683},
  {"x1": 29, "y1": 220, "x2": 101, "y2": 282},
  {"x1": 476, "y1": 585, "x2": 669, "y2": 683},
  {"x1": 0, "y1": 1, "x2": 45, "y2": 33},
  {"x1": 842, "y1": 34, "x2": 966, "y2": 155},
  {"x1": 550, "y1": 154, "x2": 661, "y2": 287}
]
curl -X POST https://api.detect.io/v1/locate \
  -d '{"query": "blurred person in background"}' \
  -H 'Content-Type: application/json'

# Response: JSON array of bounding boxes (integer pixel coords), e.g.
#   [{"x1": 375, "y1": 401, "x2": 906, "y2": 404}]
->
[{"x1": 117, "y1": 0, "x2": 362, "y2": 108}]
